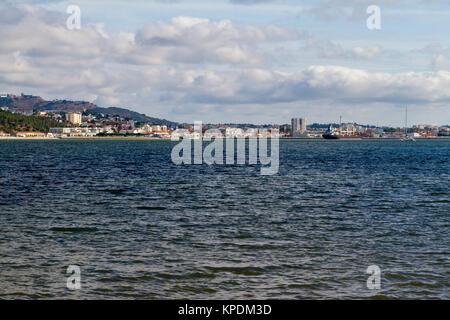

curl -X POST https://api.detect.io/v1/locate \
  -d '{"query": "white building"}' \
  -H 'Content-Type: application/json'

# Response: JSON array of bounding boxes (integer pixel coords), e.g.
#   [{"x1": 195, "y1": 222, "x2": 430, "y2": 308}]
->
[
  {"x1": 65, "y1": 112, "x2": 82, "y2": 125},
  {"x1": 14, "y1": 131, "x2": 46, "y2": 137},
  {"x1": 407, "y1": 132, "x2": 421, "y2": 138},
  {"x1": 340, "y1": 124, "x2": 356, "y2": 136},
  {"x1": 49, "y1": 127, "x2": 102, "y2": 137},
  {"x1": 140, "y1": 124, "x2": 153, "y2": 134}
]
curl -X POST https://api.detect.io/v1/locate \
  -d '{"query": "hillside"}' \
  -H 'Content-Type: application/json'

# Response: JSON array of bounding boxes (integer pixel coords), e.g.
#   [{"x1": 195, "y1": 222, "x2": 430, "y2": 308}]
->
[
  {"x1": 0, "y1": 110, "x2": 64, "y2": 133},
  {"x1": 0, "y1": 94, "x2": 177, "y2": 126},
  {"x1": 37, "y1": 100, "x2": 98, "y2": 112},
  {"x1": 88, "y1": 107, "x2": 177, "y2": 126},
  {"x1": 0, "y1": 94, "x2": 95, "y2": 113}
]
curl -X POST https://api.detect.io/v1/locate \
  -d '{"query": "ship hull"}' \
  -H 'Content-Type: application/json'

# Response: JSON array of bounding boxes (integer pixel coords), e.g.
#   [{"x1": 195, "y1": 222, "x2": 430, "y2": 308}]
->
[{"x1": 322, "y1": 133, "x2": 340, "y2": 140}]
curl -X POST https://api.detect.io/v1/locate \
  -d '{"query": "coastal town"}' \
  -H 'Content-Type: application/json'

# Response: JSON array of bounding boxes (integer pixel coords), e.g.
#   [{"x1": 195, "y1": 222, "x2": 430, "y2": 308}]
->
[{"x1": 0, "y1": 94, "x2": 449, "y2": 139}]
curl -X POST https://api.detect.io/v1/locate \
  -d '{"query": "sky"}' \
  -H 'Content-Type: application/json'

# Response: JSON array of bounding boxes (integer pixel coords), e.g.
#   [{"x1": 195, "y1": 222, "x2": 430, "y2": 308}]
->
[{"x1": 1, "y1": 0, "x2": 450, "y2": 126}]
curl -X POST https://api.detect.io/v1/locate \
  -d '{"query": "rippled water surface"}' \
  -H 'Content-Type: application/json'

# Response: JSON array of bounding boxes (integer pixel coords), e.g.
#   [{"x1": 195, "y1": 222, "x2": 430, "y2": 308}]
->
[{"x1": 0, "y1": 139, "x2": 448, "y2": 299}]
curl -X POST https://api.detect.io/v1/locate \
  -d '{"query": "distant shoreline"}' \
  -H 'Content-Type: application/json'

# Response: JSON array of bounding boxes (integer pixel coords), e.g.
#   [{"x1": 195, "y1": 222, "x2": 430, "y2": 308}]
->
[
  {"x1": 0, "y1": 136, "x2": 169, "y2": 140},
  {"x1": 1, "y1": 136, "x2": 449, "y2": 141}
]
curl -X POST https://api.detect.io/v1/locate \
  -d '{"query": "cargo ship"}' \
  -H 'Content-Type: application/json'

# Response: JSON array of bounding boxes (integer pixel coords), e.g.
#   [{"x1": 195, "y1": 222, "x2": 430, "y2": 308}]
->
[
  {"x1": 322, "y1": 125, "x2": 341, "y2": 139},
  {"x1": 322, "y1": 116, "x2": 362, "y2": 140}
]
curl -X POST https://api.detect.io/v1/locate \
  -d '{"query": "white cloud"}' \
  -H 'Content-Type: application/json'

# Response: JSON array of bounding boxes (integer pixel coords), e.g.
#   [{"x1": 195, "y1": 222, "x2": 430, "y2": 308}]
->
[
  {"x1": 0, "y1": 4, "x2": 302, "y2": 67},
  {"x1": 351, "y1": 46, "x2": 382, "y2": 59},
  {"x1": 0, "y1": 2, "x2": 449, "y2": 125},
  {"x1": 167, "y1": 66, "x2": 450, "y2": 105},
  {"x1": 303, "y1": 40, "x2": 383, "y2": 60},
  {"x1": 131, "y1": 16, "x2": 302, "y2": 65}
]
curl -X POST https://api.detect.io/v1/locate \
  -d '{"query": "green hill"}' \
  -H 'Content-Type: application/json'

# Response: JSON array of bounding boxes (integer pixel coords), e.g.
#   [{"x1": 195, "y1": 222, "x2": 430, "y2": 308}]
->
[
  {"x1": 0, "y1": 110, "x2": 64, "y2": 133},
  {"x1": 0, "y1": 94, "x2": 178, "y2": 127},
  {"x1": 88, "y1": 107, "x2": 177, "y2": 126}
]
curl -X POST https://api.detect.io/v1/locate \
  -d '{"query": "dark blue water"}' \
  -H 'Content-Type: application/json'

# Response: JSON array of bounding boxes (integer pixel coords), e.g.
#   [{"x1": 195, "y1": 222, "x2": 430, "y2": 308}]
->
[{"x1": 0, "y1": 139, "x2": 448, "y2": 299}]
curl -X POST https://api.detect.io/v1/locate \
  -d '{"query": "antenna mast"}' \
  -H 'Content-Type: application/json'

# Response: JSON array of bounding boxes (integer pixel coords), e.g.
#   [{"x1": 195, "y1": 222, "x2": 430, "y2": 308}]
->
[{"x1": 405, "y1": 105, "x2": 408, "y2": 136}]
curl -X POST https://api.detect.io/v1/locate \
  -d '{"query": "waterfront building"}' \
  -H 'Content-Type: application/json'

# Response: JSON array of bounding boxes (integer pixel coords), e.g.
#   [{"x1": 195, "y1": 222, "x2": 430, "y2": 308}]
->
[
  {"x1": 65, "y1": 112, "x2": 82, "y2": 125},
  {"x1": 151, "y1": 131, "x2": 170, "y2": 138},
  {"x1": 49, "y1": 127, "x2": 102, "y2": 137},
  {"x1": 407, "y1": 132, "x2": 421, "y2": 138},
  {"x1": 14, "y1": 131, "x2": 46, "y2": 137},
  {"x1": 340, "y1": 124, "x2": 356, "y2": 136},
  {"x1": 140, "y1": 124, "x2": 153, "y2": 134},
  {"x1": 291, "y1": 118, "x2": 306, "y2": 136}
]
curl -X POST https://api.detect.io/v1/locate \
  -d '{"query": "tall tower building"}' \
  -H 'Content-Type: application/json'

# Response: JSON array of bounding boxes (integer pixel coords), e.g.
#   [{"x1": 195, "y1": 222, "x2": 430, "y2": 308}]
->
[
  {"x1": 291, "y1": 118, "x2": 306, "y2": 135},
  {"x1": 66, "y1": 112, "x2": 82, "y2": 125}
]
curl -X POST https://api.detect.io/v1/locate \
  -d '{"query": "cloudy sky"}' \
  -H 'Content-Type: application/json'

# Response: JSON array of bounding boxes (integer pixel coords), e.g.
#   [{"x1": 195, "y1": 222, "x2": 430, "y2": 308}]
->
[{"x1": 1, "y1": 0, "x2": 450, "y2": 125}]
